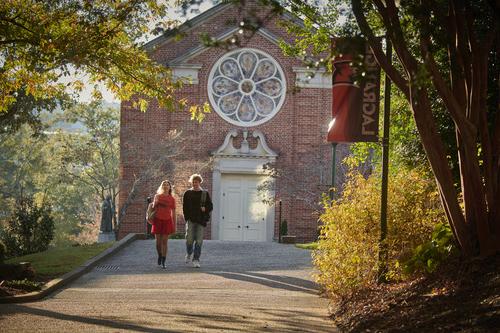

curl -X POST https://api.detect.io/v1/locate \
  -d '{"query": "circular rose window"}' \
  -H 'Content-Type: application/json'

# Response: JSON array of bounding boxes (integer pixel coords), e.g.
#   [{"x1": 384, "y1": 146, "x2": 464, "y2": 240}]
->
[{"x1": 208, "y1": 48, "x2": 286, "y2": 127}]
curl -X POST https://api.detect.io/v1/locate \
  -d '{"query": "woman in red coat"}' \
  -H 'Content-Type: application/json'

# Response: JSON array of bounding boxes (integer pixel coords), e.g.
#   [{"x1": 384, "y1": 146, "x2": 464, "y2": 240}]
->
[{"x1": 151, "y1": 180, "x2": 176, "y2": 268}]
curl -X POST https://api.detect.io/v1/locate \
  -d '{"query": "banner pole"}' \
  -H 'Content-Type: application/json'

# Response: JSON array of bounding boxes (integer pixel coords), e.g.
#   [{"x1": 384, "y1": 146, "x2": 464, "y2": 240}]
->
[
  {"x1": 330, "y1": 142, "x2": 337, "y2": 200},
  {"x1": 378, "y1": 38, "x2": 392, "y2": 283}
]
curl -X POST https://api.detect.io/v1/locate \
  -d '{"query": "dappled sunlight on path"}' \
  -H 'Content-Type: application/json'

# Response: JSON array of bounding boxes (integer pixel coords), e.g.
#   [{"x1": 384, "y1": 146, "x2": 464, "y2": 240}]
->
[{"x1": 0, "y1": 240, "x2": 336, "y2": 332}]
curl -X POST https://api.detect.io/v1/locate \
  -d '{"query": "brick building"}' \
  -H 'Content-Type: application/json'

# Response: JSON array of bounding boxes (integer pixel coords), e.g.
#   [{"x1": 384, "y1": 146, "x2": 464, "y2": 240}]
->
[{"x1": 119, "y1": 1, "x2": 348, "y2": 242}]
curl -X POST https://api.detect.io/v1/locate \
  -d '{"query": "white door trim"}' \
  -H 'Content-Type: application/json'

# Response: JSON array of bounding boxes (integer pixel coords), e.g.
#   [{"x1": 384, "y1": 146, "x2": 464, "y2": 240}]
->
[
  {"x1": 211, "y1": 158, "x2": 275, "y2": 241},
  {"x1": 211, "y1": 129, "x2": 277, "y2": 242}
]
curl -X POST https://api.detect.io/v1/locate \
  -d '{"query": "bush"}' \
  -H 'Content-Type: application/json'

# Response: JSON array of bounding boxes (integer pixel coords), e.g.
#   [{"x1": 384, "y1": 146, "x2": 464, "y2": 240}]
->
[
  {"x1": 4, "y1": 279, "x2": 42, "y2": 292},
  {"x1": 403, "y1": 222, "x2": 457, "y2": 274},
  {"x1": 1, "y1": 197, "x2": 55, "y2": 257},
  {"x1": 0, "y1": 263, "x2": 36, "y2": 281},
  {"x1": 314, "y1": 167, "x2": 446, "y2": 299},
  {"x1": 68, "y1": 222, "x2": 100, "y2": 245},
  {"x1": 0, "y1": 240, "x2": 6, "y2": 263},
  {"x1": 280, "y1": 219, "x2": 288, "y2": 236}
]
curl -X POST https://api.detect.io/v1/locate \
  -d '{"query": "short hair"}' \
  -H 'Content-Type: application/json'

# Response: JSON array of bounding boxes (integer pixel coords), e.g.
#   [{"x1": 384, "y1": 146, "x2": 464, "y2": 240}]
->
[{"x1": 189, "y1": 174, "x2": 203, "y2": 183}]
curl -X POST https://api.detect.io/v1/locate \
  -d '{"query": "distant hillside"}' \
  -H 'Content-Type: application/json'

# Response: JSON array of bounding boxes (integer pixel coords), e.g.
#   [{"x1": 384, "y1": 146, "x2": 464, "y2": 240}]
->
[{"x1": 43, "y1": 102, "x2": 119, "y2": 133}]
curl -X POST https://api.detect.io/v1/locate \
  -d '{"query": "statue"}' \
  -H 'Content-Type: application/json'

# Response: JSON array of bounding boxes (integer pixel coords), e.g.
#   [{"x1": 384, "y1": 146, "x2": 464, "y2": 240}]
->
[{"x1": 100, "y1": 195, "x2": 114, "y2": 233}]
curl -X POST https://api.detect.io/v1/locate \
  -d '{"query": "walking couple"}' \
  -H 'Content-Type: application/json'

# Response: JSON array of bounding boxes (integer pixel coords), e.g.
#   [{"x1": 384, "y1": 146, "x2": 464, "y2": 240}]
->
[{"x1": 148, "y1": 174, "x2": 213, "y2": 269}]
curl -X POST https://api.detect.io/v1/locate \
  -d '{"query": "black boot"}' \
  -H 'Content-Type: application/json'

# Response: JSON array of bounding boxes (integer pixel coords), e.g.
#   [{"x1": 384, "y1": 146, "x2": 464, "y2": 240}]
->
[
  {"x1": 157, "y1": 255, "x2": 161, "y2": 266},
  {"x1": 161, "y1": 256, "x2": 166, "y2": 269}
]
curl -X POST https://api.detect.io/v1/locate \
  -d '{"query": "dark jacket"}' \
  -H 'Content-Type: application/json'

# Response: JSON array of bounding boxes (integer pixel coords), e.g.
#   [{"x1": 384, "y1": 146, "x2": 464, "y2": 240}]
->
[{"x1": 182, "y1": 189, "x2": 213, "y2": 225}]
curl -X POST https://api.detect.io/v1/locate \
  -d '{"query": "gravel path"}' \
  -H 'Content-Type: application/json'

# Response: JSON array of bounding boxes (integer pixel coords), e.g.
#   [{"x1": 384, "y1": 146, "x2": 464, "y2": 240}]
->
[{"x1": 0, "y1": 239, "x2": 336, "y2": 332}]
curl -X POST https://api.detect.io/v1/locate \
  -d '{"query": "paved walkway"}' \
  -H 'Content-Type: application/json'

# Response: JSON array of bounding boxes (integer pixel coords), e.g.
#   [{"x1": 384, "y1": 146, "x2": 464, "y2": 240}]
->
[{"x1": 0, "y1": 240, "x2": 336, "y2": 332}]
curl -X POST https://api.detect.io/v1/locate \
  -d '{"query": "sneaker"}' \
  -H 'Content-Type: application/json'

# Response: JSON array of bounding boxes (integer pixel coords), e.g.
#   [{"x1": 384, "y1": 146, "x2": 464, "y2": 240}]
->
[
  {"x1": 185, "y1": 254, "x2": 192, "y2": 263},
  {"x1": 192, "y1": 260, "x2": 201, "y2": 268}
]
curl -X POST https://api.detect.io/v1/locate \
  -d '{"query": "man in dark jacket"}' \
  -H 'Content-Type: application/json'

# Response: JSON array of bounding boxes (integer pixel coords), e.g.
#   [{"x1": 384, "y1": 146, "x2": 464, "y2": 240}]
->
[{"x1": 183, "y1": 173, "x2": 213, "y2": 268}]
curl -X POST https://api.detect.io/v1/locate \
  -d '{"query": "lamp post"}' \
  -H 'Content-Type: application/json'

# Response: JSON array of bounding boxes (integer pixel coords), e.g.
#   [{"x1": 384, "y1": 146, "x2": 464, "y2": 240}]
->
[
  {"x1": 328, "y1": 118, "x2": 337, "y2": 200},
  {"x1": 278, "y1": 199, "x2": 282, "y2": 243},
  {"x1": 378, "y1": 39, "x2": 392, "y2": 283},
  {"x1": 330, "y1": 142, "x2": 337, "y2": 200}
]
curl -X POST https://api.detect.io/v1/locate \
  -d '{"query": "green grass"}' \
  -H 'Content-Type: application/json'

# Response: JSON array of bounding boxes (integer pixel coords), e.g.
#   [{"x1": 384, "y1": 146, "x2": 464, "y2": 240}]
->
[
  {"x1": 5, "y1": 242, "x2": 114, "y2": 279},
  {"x1": 295, "y1": 242, "x2": 319, "y2": 250},
  {"x1": 169, "y1": 232, "x2": 185, "y2": 239}
]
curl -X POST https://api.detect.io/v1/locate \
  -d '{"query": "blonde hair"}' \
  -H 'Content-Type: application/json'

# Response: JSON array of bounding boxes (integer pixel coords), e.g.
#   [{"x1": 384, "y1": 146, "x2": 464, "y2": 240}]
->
[
  {"x1": 189, "y1": 174, "x2": 203, "y2": 183},
  {"x1": 156, "y1": 180, "x2": 172, "y2": 195}
]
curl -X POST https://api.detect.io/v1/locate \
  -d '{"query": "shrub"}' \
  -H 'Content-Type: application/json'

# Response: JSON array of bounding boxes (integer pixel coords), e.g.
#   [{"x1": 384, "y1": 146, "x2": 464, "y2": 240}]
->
[
  {"x1": 0, "y1": 230, "x2": 18, "y2": 259},
  {"x1": 4, "y1": 279, "x2": 42, "y2": 292},
  {"x1": 403, "y1": 222, "x2": 457, "y2": 274},
  {"x1": 0, "y1": 263, "x2": 36, "y2": 281},
  {"x1": 68, "y1": 222, "x2": 100, "y2": 245},
  {"x1": 280, "y1": 219, "x2": 288, "y2": 236},
  {"x1": 1, "y1": 197, "x2": 55, "y2": 257},
  {"x1": 0, "y1": 240, "x2": 6, "y2": 263},
  {"x1": 314, "y1": 167, "x2": 446, "y2": 299}
]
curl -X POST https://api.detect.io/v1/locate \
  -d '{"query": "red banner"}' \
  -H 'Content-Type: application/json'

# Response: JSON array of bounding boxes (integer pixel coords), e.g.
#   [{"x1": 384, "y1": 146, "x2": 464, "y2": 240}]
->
[{"x1": 327, "y1": 39, "x2": 381, "y2": 143}]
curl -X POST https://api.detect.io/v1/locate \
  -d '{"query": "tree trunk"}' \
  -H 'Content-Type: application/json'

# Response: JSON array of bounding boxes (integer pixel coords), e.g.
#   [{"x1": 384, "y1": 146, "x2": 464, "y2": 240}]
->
[
  {"x1": 410, "y1": 89, "x2": 474, "y2": 256},
  {"x1": 456, "y1": 128, "x2": 498, "y2": 256},
  {"x1": 351, "y1": 0, "x2": 500, "y2": 258}
]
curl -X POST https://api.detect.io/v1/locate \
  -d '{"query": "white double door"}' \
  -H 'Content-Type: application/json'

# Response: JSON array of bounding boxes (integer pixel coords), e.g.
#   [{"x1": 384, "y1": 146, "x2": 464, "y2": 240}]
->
[{"x1": 220, "y1": 174, "x2": 268, "y2": 241}]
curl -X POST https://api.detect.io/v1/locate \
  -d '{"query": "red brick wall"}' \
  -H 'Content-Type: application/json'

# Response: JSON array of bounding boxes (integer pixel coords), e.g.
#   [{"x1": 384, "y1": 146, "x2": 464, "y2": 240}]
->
[{"x1": 118, "y1": 2, "x2": 338, "y2": 242}]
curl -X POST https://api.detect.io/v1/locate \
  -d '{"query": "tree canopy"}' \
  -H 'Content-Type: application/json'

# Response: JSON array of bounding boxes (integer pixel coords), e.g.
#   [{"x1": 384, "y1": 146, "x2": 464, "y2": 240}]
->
[
  {"x1": 274, "y1": 0, "x2": 499, "y2": 257},
  {"x1": 0, "y1": 0, "x2": 209, "y2": 128},
  {"x1": 0, "y1": 102, "x2": 120, "y2": 244}
]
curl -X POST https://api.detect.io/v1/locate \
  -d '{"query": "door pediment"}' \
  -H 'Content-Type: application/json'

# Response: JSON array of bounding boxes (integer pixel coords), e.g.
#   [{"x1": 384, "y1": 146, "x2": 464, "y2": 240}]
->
[{"x1": 213, "y1": 129, "x2": 278, "y2": 159}]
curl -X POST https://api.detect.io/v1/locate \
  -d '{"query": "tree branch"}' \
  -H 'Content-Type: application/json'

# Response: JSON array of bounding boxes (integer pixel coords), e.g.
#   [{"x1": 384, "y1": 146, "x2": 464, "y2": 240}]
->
[
  {"x1": 0, "y1": 39, "x2": 32, "y2": 45},
  {"x1": 351, "y1": 0, "x2": 410, "y2": 98},
  {"x1": 371, "y1": 0, "x2": 420, "y2": 76},
  {"x1": 418, "y1": 14, "x2": 474, "y2": 138},
  {"x1": 0, "y1": 16, "x2": 37, "y2": 35}
]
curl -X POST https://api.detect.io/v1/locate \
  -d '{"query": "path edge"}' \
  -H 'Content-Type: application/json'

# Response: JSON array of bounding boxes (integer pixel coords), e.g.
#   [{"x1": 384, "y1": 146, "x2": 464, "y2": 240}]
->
[{"x1": 0, "y1": 233, "x2": 145, "y2": 304}]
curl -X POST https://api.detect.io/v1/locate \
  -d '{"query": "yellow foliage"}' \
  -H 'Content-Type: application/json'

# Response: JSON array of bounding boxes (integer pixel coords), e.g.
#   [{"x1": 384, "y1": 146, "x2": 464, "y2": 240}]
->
[
  {"x1": 314, "y1": 167, "x2": 446, "y2": 299},
  {"x1": 189, "y1": 102, "x2": 212, "y2": 123}
]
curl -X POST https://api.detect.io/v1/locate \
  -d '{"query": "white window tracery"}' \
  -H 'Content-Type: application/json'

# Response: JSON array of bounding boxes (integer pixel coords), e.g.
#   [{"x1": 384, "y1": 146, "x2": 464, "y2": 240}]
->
[{"x1": 208, "y1": 48, "x2": 286, "y2": 127}]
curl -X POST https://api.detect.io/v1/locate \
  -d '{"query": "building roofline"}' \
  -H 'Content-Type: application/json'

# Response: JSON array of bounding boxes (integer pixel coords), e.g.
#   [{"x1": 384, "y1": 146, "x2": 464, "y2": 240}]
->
[
  {"x1": 143, "y1": 1, "x2": 305, "y2": 53},
  {"x1": 167, "y1": 27, "x2": 287, "y2": 66},
  {"x1": 143, "y1": 2, "x2": 232, "y2": 52}
]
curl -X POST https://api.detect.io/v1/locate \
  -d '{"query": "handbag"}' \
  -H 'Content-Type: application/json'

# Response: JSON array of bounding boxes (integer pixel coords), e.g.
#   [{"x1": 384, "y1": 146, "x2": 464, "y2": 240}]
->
[{"x1": 146, "y1": 202, "x2": 156, "y2": 223}]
